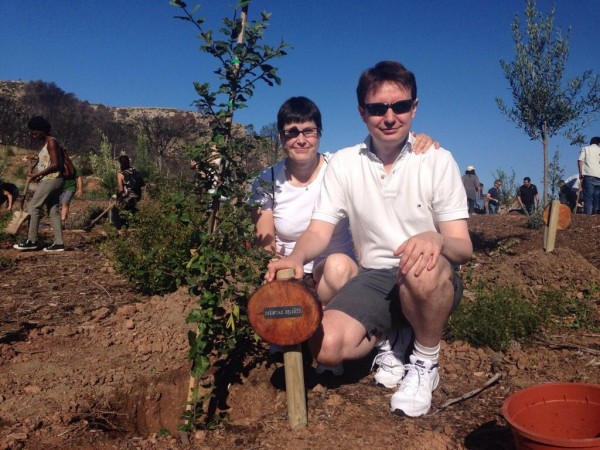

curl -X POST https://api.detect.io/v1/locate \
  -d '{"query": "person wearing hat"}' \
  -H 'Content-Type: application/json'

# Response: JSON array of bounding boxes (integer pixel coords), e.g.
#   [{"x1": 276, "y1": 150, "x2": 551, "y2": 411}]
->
[{"x1": 462, "y1": 165, "x2": 480, "y2": 214}]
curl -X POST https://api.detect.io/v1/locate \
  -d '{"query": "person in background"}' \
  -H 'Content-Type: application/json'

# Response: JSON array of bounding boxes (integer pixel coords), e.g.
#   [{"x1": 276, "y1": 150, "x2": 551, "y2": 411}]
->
[
  {"x1": 266, "y1": 61, "x2": 472, "y2": 417},
  {"x1": 0, "y1": 182, "x2": 19, "y2": 210},
  {"x1": 462, "y1": 165, "x2": 480, "y2": 214},
  {"x1": 13, "y1": 116, "x2": 65, "y2": 252},
  {"x1": 250, "y1": 96, "x2": 438, "y2": 379},
  {"x1": 112, "y1": 155, "x2": 144, "y2": 229},
  {"x1": 486, "y1": 179, "x2": 502, "y2": 214},
  {"x1": 577, "y1": 136, "x2": 600, "y2": 215},
  {"x1": 558, "y1": 179, "x2": 578, "y2": 212},
  {"x1": 474, "y1": 183, "x2": 486, "y2": 214},
  {"x1": 59, "y1": 159, "x2": 83, "y2": 228},
  {"x1": 517, "y1": 177, "x2": 539, "y2": 214}
]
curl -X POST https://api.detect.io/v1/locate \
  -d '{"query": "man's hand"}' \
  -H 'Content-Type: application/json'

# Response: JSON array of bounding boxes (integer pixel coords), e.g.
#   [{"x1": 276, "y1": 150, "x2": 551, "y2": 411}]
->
[
  {"x1": 411, "y1": 132, "x2": 440, "y2": 154},
  {"x1": 265, "y1": 255, "x2": 305, "y2": 282},
  {"x1": 394, "y1": 231, "x2": 444, "y2": 277}
]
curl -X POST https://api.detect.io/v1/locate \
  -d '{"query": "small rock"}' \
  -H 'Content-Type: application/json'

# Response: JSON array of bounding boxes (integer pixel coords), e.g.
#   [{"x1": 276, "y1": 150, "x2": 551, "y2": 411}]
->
[
  {"x1": 6, "y1": 432, "x2": 28, "y2": 441},
  {"x1": 92, "y1": 307, "x2": 111, "y2": 321},
  {"x1": 324, "y1": 393, "x2": 344, "y2": 406},
  {"x1": 115, "y1": 304, "x2": 138, "y2": 318},
  {"x1": 194, "y1": 430, "x2": 207, "y2": 442},
  {"x1": 312, "y1": 384, "x2": 325, "y2": 394},
  {"x1": 23, "y1": 386, "x2": 41, "y2": 394}
]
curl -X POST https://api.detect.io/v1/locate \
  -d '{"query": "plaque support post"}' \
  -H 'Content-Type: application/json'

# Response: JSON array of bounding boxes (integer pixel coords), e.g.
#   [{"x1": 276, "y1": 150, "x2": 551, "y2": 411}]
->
[{"x1": 276, "y1": 269, "x2": 308, "y2": 429}]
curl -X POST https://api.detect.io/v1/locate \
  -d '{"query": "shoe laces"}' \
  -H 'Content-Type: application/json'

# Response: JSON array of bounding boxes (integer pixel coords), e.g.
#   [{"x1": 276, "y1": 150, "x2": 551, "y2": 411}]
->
[
  {"x1": 401, "y1": 361, "x2": 436, "y2": 394},
  {"x1": 371, "y1": 350, "x2": 402, "y2": 372}
]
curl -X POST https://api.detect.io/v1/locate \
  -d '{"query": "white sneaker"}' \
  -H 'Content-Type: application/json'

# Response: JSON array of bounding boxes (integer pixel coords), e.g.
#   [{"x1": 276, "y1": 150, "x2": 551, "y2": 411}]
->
[
  {"x1": 390, "y1": 354, "x2": 439, "y2": 417},
  {"x1": 315, "y1": 363, "x2": 344, "y2": 376},
  {"x1": 372, "y1": 326, "x2": 413, "y2": 388}
]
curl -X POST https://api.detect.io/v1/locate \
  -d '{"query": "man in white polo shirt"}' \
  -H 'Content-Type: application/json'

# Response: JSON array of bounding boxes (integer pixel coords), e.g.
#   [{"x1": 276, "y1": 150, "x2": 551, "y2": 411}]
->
[
  {"x1": 578, "y1": 137, "x2": 600, "y2": 215},
  {"x1": 266, "y1": 61, "x2": 472, "y2": 417}
]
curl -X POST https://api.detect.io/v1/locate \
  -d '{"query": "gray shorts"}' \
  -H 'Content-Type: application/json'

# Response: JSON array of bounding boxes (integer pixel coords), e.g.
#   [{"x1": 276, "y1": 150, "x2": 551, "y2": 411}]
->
[
  {"x1": 60, "y1": 189, "x2": 75, "y2": 206},
  {"x1": 325, "y1": 266, "x2": 463, "y2": 339}
]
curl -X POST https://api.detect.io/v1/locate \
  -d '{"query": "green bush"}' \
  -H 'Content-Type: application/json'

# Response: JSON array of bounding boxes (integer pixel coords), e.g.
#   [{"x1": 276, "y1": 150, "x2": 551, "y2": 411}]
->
[
  {"x1": 449, "y1": 286, "x2": 542, "y2": 351},
  {"x1": 537, "y1": 289, "x2": 569, "y2": 319},
  {"x1": 0, "y1": 254, "x2": 13, "y2": 271},
  {"x1": 526, "y1": 209, "x2": 545, "y2": 229},
  {"x1": 14, "y1": 165, "x2": 26, "y2": 179},
  {"x1": 0, "y1": 213, "x2": 11, "y2": 245},
  {"x1": 3, "y1": 147, "x2": 15, "y2": 157},
  {"x1": 538, "y1": 287, "x2": 599, "y2": 330},
  {"x1": 68, "y1": 204, "x2": 105, "y2": 230},
  {"x1": 84, "y1": 189, "x2": 111, "y2": 201},
  {"x1": 89, "y1": 134, "x2": 118, "y2": 194},
  {"x1": 102, "y1": 190, "x2": 202, "y2": 295}
]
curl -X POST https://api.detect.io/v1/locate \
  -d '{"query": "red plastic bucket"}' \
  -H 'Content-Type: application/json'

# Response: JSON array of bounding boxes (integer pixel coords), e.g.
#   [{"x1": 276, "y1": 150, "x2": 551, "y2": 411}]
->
[{"x1": 502, "y1": 383, "x2": 600, "y2": 450}]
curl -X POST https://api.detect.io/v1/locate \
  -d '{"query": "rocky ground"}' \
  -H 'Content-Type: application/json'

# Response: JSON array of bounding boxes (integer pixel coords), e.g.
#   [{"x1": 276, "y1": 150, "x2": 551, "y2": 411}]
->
[{"x1": 1, "y1": 205, "x2": 599, "y2": 450}]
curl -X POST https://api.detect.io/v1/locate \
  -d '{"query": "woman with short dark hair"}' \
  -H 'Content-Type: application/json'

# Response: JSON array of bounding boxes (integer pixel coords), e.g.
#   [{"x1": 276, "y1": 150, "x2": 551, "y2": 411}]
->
[{"x1": 13, "y1": 117, "x2": 65, "y2": 252}]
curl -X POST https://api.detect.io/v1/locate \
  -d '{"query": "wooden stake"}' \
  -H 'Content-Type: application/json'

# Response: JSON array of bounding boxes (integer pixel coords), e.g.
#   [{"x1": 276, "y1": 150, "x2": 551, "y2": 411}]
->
[
  {"x1": 283, "y1": 345, "x2": 307, "y2": 429},
  {"x1": 276, "y1": 269, "x2": 308, "y2": 429},
  {"x1": 544, "y1": 200, "x2": 560, "y2": 252}
]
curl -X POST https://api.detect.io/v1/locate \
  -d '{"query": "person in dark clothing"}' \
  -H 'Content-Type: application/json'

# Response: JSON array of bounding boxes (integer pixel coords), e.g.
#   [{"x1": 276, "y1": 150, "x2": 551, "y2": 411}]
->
[
  {"x1": 486, "y1": 180, "x2": 502, "y2": 214},
  {"x1": 116, "y1": 155, "x2": 144, "y2": 208},
  {"x1": 517, "y1": 177, "x2": 539, "y2": 214},
  {"x1": 112, "y1": 155, "x2": 144, "y2": 228},
  {"x1": 0, "y1": 182, "x2": 19, "y2": 210},
  {"x1": 558, "y1": 179, "x2": 578, "y2": 211},
  {"x1": 461, "y1": 165, "x2": 480, "y2": 214}
]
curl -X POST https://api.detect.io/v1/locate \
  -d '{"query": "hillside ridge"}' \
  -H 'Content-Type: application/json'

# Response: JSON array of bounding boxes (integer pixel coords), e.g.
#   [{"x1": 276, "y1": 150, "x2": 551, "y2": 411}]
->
[{"x1": 0, "y1": 79, "x2": 201, "y2": 122}]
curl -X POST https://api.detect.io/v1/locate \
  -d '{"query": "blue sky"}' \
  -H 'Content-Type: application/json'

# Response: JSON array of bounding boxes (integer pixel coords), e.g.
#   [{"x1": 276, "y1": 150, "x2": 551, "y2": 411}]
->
[{"x1": 1, "y1": 0, "x2": 598, "y2": 192}]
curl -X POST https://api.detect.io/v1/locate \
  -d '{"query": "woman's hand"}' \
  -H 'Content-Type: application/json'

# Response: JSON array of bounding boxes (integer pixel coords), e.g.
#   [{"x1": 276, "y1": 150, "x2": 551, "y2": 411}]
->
[
  {"x1": 265, "y1": 255, "x2": 304, "y2": 282},
  {"x1": 411, "y1": 132, "x2": 440, "y2": 154}
]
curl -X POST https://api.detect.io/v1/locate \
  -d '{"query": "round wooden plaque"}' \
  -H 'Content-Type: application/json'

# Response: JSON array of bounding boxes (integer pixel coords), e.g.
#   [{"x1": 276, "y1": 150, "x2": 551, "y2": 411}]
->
[
  {"x1": 542, "y1": 203, "x2": 572, "y2": 230},
  {"x1": 248, "y1": 279, "x2": 322, "y2": 346}
]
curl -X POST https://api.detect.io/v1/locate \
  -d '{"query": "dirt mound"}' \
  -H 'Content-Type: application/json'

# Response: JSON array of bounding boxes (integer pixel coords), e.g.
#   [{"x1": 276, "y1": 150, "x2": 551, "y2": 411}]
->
[{"x1": 470, "y1": 246, "x2": 600, "y2": 298}]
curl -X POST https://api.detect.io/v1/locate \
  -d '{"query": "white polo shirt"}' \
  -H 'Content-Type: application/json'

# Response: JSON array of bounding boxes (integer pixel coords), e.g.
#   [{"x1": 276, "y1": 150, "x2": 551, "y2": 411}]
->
[
  {"x1": 313, "y1": 134, "x2": 468, "y2": 269},
  {"x1": 578, "y1": 144, "x2": 600, "y2": 178}
]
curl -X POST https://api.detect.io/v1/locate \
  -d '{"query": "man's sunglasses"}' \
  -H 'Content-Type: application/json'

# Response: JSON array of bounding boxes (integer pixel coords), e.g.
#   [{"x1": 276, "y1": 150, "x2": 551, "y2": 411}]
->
[
  {"x1": 282, "y1": 127, "x2": 319, "y2": 139},
  {"x1": 363, "y1": 99, "x2": 414, "y2": 116}
]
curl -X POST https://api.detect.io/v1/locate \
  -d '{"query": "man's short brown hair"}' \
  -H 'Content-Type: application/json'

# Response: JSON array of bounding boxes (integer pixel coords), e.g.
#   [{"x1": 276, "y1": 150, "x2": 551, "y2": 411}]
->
[{"x1": 356, "y1": 61, "x2": 417, "y2": 106}]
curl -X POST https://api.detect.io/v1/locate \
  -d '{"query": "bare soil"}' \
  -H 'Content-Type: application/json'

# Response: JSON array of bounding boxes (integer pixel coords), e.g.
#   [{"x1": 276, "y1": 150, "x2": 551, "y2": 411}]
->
[{"x1": 1, "y1": 204, "x2": 599, "y2": 450}]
